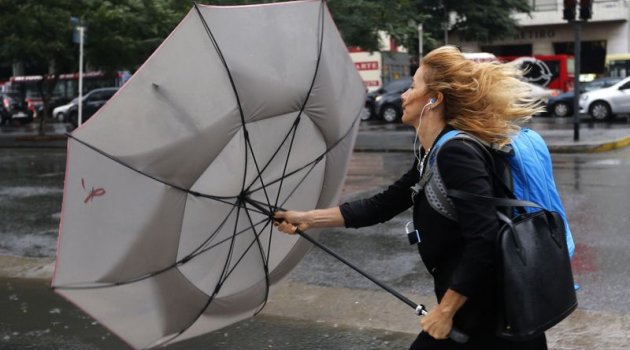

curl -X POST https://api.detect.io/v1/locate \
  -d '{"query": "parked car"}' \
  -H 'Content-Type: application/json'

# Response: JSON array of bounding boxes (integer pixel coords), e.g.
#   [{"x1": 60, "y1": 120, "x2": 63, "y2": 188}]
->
[
  {"x1": 363, "y1": 77, "x2": 412, "y2": 123},
  {"x1": 67, "y1": 87, "x2": 119, "y2": 127},
  {"x1": 53, "y1": 97, "x2": 79, "y2": 122},
  {"x1": 579, "y1": 76, "x2": 630, "y2": 120},
  {"x1": 0, "y1": 92, "x2": 34, "y2": 125},
  {"x1": 546, "y1": 77, "x2": 622, "y2": 117}
]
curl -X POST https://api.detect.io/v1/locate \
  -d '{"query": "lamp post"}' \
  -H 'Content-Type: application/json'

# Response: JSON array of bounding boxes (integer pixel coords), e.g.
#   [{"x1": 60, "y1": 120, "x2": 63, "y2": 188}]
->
[
  {"x1": 77, "y1": 25, "x2": 85, "y2": 127},
  {"x1": 71, "y1": 17, "x2": 86, "y2": 127}
]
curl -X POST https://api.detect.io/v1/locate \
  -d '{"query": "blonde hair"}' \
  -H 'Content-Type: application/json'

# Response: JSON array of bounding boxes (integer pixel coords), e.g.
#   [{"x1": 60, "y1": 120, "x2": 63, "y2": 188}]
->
[{"x1": 421, "y1": 46, "x2": 544, "y2": 147}]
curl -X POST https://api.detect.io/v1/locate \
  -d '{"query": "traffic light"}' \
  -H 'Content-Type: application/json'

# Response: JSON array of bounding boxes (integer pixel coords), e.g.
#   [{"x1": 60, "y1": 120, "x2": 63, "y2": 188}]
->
[
  {"x1": 563, "y1": 0, "x2": 576, "y2": 21},
  {"x1": 580, "y1": 0, "x2": 592, "y2": 20}
]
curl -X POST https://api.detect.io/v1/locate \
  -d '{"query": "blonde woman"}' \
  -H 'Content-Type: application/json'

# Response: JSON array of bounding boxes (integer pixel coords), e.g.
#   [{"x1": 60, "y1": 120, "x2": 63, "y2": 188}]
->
[{"x1": 275, "y1": 46, "x2": 546, "y2": 350}]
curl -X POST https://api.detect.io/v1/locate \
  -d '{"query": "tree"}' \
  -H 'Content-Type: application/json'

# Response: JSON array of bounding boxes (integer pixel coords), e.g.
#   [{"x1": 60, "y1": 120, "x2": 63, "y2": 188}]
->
[
  {"x1": 414, "y1": 0, "x2": 531, "y2": 51},
  {"x1": 82, "y1": 0, "x2": 184, "y2": 72}
]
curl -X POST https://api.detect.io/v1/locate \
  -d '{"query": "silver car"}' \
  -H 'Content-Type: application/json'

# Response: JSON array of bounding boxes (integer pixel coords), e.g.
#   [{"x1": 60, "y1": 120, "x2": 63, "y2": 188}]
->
[{"x1": 579, "y1": 76, "x2": 630, "y2": 120}]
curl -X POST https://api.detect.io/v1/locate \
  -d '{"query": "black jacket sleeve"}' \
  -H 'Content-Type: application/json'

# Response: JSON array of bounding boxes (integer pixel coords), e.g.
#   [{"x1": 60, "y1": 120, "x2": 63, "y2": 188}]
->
[
  {"x1": 340, "y1": 158, "x2": 419, "y2": 228},
  {"x1": 437, "y1": 139, "x2": 500, "y2": 298}
]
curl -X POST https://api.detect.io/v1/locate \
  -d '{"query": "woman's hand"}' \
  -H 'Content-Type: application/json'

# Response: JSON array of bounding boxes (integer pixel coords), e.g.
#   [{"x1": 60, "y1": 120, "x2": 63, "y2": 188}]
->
[
  {"x1": 274, "y1": 210, "x2": 313, "y2": 234},
  {"x1": 420, "y1": 304, "x2": 454, "y2": 340},
  {"x1": 420, "y1": 289, "x2": 467, "y2": 340}
]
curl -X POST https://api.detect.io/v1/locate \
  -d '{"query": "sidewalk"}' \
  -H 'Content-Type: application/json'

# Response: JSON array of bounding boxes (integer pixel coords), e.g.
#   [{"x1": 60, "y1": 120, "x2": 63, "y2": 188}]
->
[
  {"x1": 354, "y1": 123, "x2": 630, "y2": 153},
  {"x1": 1, "y1": 120, "x2": 630, "y2": 153},
  {"x1": 0, "y1": 123, "x2": 69, "y2": 148},
  {"x1": 3, "y1": 261, "x2": 629, "y2": 350}
]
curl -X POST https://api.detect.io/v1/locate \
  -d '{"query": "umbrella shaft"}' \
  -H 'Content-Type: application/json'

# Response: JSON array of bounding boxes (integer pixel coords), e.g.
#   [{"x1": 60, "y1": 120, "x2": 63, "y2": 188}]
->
[{"x1": 295, "y1": 228, "x2": 418, "y2": 311}]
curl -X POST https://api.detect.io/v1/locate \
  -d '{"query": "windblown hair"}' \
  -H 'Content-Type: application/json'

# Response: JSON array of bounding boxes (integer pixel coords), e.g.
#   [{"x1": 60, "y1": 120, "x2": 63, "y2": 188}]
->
[{"x1": 421, "y1": 46, "x2": 544, "y2": 147}]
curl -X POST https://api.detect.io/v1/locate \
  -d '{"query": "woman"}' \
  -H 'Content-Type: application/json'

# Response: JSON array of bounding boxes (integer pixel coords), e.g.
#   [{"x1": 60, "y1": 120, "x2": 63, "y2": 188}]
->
[{"x1": 275, "y1": 46, "x2": 546, "y2": 349}]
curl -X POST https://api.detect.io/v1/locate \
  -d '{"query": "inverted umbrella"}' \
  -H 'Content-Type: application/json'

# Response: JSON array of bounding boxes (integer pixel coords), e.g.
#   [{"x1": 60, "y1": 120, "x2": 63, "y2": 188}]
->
[{"x1": 52, "y1": 1, "x2": 364, "y2": 348}]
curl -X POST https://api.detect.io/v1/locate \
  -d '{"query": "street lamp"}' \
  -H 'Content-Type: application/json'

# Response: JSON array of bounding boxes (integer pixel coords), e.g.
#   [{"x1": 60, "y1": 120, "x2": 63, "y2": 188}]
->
[{"x1": 71, "y1": 17, "x2": 86, "y2": 127}]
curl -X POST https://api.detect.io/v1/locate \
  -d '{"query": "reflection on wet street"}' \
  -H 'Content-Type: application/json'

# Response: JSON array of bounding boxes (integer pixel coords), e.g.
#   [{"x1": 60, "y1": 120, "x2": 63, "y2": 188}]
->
[{"x1": 0, "y1": 149, "x2": 65, "y2": 257}]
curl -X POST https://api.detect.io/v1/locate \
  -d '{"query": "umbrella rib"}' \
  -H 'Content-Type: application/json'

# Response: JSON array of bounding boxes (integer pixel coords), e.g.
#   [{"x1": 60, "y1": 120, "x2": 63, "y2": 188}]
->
[
  {"x1": 65, "y1": 134, "x2": 238, "y2": 203},
  {"x1": 160, "y1": 199, "x2": 254, "y2": 348},
  {"x1": 193, "y1": 3, "x2": 247, "y2": 127},
  {"x1": 243, "y1": 0, "x2": 325, "y2": 200},
  {"x1": 53, "y1": 200, "x2": 239, "y2": 290},
  {"x1": 247, "y1": 93, "x2": 362, "y2": 197},
  {"x1": 244, "y1": 0, "x2": 325, "y2": 213},
  {"x1": 187, "y1": 216, "x2": 268, "y2": 258}
]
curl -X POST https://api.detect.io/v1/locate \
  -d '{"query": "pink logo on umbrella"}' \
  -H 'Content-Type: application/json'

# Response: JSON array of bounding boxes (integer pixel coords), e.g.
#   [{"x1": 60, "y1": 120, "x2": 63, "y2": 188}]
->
[{"x1": 81, "y1": 178, "x2": 106, "y2": 204}]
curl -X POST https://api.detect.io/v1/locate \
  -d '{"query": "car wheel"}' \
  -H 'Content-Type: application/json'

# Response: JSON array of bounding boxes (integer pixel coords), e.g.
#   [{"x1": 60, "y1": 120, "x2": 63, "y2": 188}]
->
[
  {"x1": 381, "y1": 105, "x2": 400, "y2": 123},
  {"x1": 55, "y1": 112, "x2": 65, "y2": 122},
  {"x1": 360, "y1": 106, "x2": 372, "y2": 121},
  {"x1": 589, "y1": 101, "x2": 612, "y2": 120},
  {"x1": 552, "y1": 102, "x2": 571, "y2": 118}
]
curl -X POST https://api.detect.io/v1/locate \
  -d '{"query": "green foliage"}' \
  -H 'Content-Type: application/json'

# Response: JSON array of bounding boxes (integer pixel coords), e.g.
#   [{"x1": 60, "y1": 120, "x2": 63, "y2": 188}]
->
[
  {"x1": 415, "y1": 0, "x2": 531, "y2": 50},
  {"x1": 0, "y1": 0, "x2": 532, "y2": 75},
  {"x1": 82, "y1": 0, "x2": 182, "y2": 72},
  {"x1": 0, "y1": 0, "x2": 76, "y2": 73}
]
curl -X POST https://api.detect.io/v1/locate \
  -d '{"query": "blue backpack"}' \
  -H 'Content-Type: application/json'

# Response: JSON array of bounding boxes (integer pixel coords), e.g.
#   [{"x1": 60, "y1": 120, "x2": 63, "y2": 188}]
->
[{"x1": 421, "y1": 128, "x2": 575, "y2": 258}]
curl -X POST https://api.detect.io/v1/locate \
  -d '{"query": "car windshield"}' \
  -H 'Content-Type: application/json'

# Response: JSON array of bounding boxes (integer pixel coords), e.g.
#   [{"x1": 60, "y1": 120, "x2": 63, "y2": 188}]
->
[{"x1": 583, "y1": 78, "x2": 622, "y2": 92}]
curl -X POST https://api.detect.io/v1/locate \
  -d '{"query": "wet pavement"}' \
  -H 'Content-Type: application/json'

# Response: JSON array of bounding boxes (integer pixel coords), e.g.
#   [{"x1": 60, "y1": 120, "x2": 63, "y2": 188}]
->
[
  {"x1": 1, "y1": 118, "x2": 630, "y2": 349},
  {"x1": 0, "y1": 278, "x2": 416, "y2": 350}
]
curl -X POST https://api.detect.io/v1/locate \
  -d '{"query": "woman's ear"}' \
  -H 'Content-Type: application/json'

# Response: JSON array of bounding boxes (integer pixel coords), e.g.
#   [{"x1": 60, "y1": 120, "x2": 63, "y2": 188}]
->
[{"x1": 431, "y1": 92, "x2": 444, "y2": 109}]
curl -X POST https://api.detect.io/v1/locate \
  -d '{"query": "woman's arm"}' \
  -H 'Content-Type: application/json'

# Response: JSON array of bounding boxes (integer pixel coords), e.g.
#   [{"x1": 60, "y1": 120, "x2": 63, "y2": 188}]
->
[
  {"x1": 276, "y1": 157, "x2": 420, "y2": 233},
  {"x1": 340, "y1": 158, "x2": 419, "y2": 228},
  {"x1": 274, "y1": 207, "x2": 344, "y2": 234},
  {"x1": 421, "y1": 289, "x2": 468, "y2": 339}
]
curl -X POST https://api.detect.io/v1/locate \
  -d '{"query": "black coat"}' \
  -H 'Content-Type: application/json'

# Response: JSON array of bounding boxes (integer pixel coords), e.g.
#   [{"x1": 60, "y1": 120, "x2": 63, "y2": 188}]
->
[{"x1": 340, "y1": 127, "x2": 502, "y2": 334}]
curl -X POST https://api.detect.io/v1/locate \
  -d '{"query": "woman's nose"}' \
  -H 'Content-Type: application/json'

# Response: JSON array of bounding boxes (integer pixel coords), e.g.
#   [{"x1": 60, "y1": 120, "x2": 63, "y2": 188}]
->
[{"x1": 401, "y1": 90, "x2": 408, "y2": 103}]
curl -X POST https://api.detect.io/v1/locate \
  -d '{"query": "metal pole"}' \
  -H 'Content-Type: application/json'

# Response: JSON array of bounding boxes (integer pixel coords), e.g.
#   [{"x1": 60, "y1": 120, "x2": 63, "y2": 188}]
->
[
  {"x1": 78, "y1": 26, "x2": 84, "y2": 127},
  {"x1": 242, "y1": 197, "x2": 469, "y2": 344},
  {"x1": 573, "y1": 21, "x2": 581, "y2": 141}
]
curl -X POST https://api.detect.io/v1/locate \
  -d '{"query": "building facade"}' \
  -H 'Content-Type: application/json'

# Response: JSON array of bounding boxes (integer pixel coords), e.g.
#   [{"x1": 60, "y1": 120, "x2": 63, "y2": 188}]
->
[{"x1": 452, "y1": 0, "x2": 630, "y2": 74}]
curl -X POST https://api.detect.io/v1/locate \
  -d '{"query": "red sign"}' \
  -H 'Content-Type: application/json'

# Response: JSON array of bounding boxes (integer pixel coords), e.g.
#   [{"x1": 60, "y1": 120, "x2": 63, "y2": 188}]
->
[
  {"x1": 363, "y1": 80, "x2": 380, "y2": 87},
  {"x1": 354, "y1": 61, "x2": 379, "y2": 71}
]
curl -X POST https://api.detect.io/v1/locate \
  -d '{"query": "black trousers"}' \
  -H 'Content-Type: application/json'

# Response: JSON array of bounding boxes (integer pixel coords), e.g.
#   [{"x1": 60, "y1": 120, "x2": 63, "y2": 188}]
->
[{"x1": 408, "y1": 331, "x2": 547, "y2": 350}]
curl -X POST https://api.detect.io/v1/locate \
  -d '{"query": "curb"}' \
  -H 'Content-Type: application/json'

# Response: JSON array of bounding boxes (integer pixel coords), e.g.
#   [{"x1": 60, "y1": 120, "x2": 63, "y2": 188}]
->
[{"x1": 547, "y1": 135, "x2": 630, "y2": 153}]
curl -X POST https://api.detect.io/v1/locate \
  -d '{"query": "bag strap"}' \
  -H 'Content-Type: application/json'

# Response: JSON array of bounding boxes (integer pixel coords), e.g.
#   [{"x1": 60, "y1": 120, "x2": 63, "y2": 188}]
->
[
  {"x1": 447, "y1": 189, "x2": 542, "y2": 210},
  {"x1": 444, "y1": 133, "x2": 539, "y2": 214}
]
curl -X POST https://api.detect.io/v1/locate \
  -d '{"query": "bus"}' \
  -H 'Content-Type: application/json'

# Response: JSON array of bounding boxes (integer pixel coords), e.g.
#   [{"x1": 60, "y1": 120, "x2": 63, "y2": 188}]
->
[
  {"x1": 498, "y1": 54, "x2": 575, "y2": 92},
  {"x1": 605, "y1": 53, "x2": 630, "y2": 78}
]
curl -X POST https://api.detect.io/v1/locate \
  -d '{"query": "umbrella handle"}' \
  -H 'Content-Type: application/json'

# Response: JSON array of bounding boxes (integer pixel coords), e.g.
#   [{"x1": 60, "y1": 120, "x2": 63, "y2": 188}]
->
[
  {"x1": 249, "y1": 200, "x2": 471, "y2": 345},
  {"x1": 416, "y1": 306, "x2": 469, "y2": 344}
]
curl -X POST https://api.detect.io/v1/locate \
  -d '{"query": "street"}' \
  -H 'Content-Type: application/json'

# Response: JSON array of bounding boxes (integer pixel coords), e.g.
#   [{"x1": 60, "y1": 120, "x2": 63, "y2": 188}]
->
[{"x1": 1, "y1": 120, "x2": 630, "y2": 349}]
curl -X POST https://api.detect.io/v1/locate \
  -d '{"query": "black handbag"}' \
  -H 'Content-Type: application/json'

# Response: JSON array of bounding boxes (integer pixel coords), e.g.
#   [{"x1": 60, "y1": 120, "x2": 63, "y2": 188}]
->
[{"x1": 448, "y1": 187, "x2": 577, "y2": 341}]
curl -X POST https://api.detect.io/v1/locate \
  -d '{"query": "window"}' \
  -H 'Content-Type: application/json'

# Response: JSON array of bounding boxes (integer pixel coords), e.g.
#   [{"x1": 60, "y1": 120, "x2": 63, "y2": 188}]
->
[{"x1": 529, "y1": 0, "x2": 558, "y2": 11}]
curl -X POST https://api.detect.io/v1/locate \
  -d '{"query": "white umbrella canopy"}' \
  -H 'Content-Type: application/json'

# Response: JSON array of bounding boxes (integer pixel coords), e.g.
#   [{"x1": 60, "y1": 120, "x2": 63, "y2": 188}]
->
[{"x1": 51, "y1": 1, "x2": 365, "y2": 348}]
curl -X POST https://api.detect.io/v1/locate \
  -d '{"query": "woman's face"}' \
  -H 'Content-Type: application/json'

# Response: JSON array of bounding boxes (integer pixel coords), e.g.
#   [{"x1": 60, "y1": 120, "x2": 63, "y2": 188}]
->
[{"x1": 401, "y1": 66, "x2": 432, "y2": 127}]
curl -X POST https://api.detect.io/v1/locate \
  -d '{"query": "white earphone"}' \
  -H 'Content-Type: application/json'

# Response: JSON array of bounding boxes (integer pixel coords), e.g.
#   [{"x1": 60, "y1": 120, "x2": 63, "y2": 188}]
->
[{"x1": 413, "y1": 97, "x2": 438, "y2": 169}]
